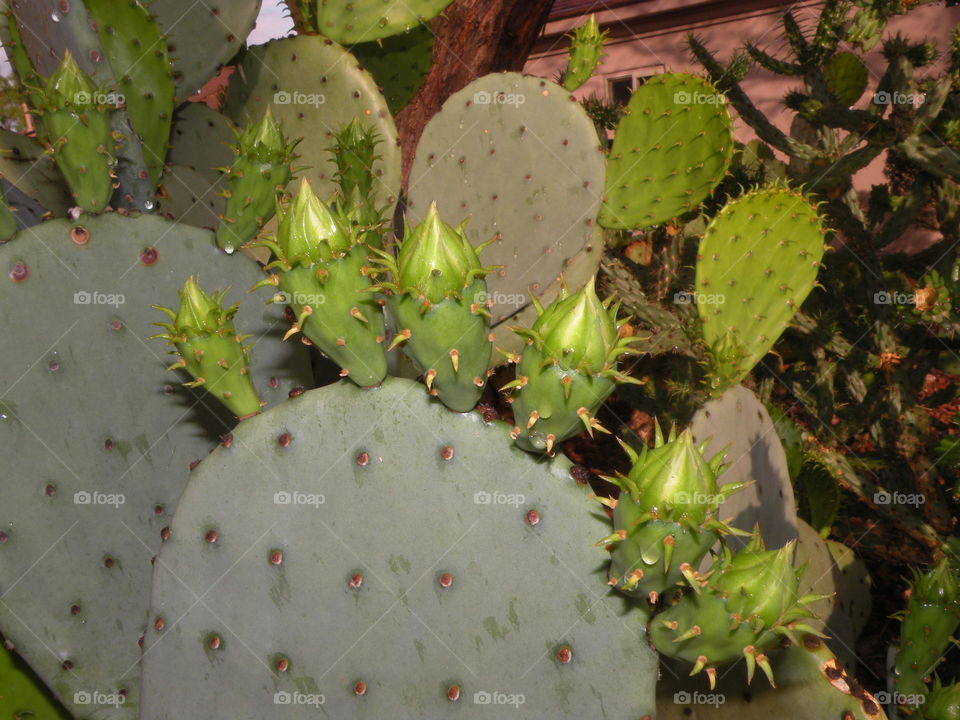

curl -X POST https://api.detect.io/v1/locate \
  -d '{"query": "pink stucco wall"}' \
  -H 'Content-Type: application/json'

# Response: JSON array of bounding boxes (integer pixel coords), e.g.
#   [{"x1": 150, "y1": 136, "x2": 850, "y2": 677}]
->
[{"x1": 525, "y1": 1, "x2": 960, "y2": 247}]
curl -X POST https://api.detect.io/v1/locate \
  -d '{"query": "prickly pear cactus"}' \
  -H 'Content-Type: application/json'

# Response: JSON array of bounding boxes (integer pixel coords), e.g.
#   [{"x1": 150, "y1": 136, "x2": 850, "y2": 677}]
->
[
  {"x1": 656, "y1": 634, "x2": 888, "y2": 720},
  {"x1": 351, "y1": 26, "x2": 435, "y2": 114},
  {"x1": 599, "y1": 73, "x2": 734, "y2": 230},
  {"x1": 695, "y1": 187, "x2": 827, "y2": 396},
  {"x1": 922, "y1": 680, "x2": 960, "y2": 720},
  {"x1": 85, "y1": 0, "x2": 175, "y2": 188},
  {"x1": 0, "y1": 214, "x2": 311, "y2": 719},
  {"x1": 254, "y1": 179, "x2": 388, "y2": 387},
  {"x1": 288, "y1": 0, "x2": 454, "y2": 43},
  {"x1": 141, "y1": 377, "x2": 658, "y2": 719},
  {"x1": 504, "y1": 278, "x2": 639, "y2": 453},
  {"x1": 374, "y1": 203, "x2": 495, "y2": 410},
  {"x1": 222, "y1": 35, "x2": 401, "y2": 214},
  {"x1": 824, "y1": 52, "x2": 869, "y2": 107},
  {"x1": 215, "y1": 108, "x2": 299, "y2": 254},
  {"x1": 0, "y1": 128, "x2": 72, "y2": 217},
  {"x1": 650, "y1": 531, "x2": 828, "y2": 688},
  {"x1": 167, "y1": 103, "x2": 235, "y2": 185},
  {"x1": 894, "y1": 559, "x2": 960, "y2": 705},
  {"x1": 603, "y1": 427, "x2": 745, "y2": 602},
  {"x1": 562, "y1": 15, "x2": 607, "y2": 92},
  {"x1": 0, "y1": 641, "x2": 71, "y2": 720},
  {"x1": 408, "y1": 72, "x2": 607, "y2": 336},
  {"x1": 689, "y1": 384, "x2": 799, "y2": 551}
]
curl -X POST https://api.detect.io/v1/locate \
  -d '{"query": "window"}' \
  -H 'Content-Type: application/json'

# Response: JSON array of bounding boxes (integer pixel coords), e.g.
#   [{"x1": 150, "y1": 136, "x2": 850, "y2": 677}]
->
[{"x1": 606, "y1": 66, "x2": 665, "y2": 106}]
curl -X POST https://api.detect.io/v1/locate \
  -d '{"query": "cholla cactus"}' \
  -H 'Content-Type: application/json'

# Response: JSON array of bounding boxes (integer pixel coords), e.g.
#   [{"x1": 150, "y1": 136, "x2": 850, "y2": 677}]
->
[
  {"x1": 599, "y1": 426, "x2": 746, "y2": 603},
  {"x1": 503, "y1": 278, "x2": 641, "y2": 453},
  {"x1": 152, "y1": 276, "x2": 263, "y2": 419}
]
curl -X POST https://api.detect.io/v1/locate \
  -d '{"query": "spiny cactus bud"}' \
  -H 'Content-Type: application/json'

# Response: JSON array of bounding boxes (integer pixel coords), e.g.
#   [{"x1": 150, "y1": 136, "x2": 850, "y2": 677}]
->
[
  {"x1": 36, "y1": 51, "x2": 116, "y2": 213},
  {"x1": 371, "y1": 202, "x2": 497, "y2": 411},
  {"x1": 504, "y1": 278, "x2": 641, "y2": 454},
  {"x1": 330, "y1": 118, "x2": 380, "y2": 202},
  {"x1": 216, "y1": 106, "x2": 299, "y2": 254},
  {"x1": 563, "y1": 15, "x2": 607, "y2": 92},
  {"x1": 276, "y1": 178, "x2": 351, "y2": 265},
  {"x1": 251, "y1": 178, "x2": 387, "y2": 387},
  {"x1": 152, "y1": 277, "x2": 263, "y2": 419},
  {"x1": 894, "y1": 559, "x2": 960, "y2": 702},
  {"x1": 601, "y1": 426, "x2": 744, "y2": 602},
  {"x1": 919, "y1": 678, "x2": 960, "y2": 720},
  {"x1": 650, "y1": 531, "x2": 828, "y2": 689}
]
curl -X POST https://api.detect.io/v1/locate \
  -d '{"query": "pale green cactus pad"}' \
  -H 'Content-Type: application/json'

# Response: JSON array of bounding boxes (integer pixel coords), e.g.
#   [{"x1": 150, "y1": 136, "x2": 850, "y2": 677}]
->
[
  {"x1": 295, "y1": 0, "x2": 454, "y2": 44},
  {"x1": 222, "y1": 35, "x2": 401, "y2": 215},
  {"x1": 0, "y1": 215, "x2": 311, "y2": 719},
  {"x1": 408, "y1": 72, "x2": 606, "y2": 331},
  {"x1": 141, "y1": 377, "x2": 658, "y2": 719}
]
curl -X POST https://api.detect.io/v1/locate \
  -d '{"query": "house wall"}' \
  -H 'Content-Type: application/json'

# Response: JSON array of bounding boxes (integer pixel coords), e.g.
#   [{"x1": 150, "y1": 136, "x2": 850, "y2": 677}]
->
[{"x1": 525, "y1": 0, "x2": 960, "y2": 247}]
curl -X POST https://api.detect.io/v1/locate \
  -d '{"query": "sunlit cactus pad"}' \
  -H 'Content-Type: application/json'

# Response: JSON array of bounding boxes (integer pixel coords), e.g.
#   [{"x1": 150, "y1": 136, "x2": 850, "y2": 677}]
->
[
  {"x1": 0, "y1": 214, "x2": 310, "y2": 719},
  {"x1": 141, "y1": 377, "x2": 658, "y2": 720}
]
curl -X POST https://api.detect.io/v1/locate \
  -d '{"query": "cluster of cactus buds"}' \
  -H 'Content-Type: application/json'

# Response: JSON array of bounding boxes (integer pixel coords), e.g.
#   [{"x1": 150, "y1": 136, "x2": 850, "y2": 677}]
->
[
  {"x1": 329, "y1": 118, "x2": 385, "y2": 243},
  {"x1": 650, "y1": 531, "x2": 828, "y2": 688},
  {"x1": 152, "y1": 277, "x2": 263, "y2": 419},
  {"x1": 503, "y1": 278, "x2": 641, "y2": 453},
  {"x1": 35, "y1": 51, "x2": 116, "y2": 212},
  {"x1": 599, "y1": 426, "x2": 746, "y2": 602},
  {"x1": 252, "y1": 178, "x2": 388, "y2": 387},
  {"x1": 372, "y1": 202, "x2": 497, "y2": 411},
  {"x1": 216, "y1": 107, "x2": 299, "y2": 253}
]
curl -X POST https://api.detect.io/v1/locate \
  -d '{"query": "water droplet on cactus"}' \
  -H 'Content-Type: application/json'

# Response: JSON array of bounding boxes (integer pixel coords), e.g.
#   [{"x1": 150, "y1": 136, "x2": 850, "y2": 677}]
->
[
  {"x1": 144, "y1": 200, "x2": 155, "y2": 210},
  {"x1": 50, "y1": 11, "x2": 60, "y2": 22}
]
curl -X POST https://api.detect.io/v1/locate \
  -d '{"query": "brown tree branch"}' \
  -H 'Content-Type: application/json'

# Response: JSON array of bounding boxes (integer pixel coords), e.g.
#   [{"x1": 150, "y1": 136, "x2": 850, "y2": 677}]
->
[{"x1": 396, "y1": 0, "x2": 555, "y2": 190}]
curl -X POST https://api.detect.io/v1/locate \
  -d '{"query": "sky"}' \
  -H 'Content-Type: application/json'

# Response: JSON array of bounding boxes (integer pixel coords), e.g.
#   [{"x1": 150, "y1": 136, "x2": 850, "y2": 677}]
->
[{"x1": 0, "y1": 2, "x2": 296, "y2": 76}]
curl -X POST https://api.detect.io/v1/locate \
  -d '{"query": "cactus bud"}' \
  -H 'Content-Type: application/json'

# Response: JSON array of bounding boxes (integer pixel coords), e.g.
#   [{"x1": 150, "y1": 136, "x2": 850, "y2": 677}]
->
[
  {"x1": 506, "y1": 278, "x2": 641, "y2": 453},
  {"x1": 216, "y1": 107, "x2": 298, "y2": 253},
  {"x1": 276, "y1": 178, "x2": 351, "y2": 265},
  {"x1": 152, "y1": 277, "x2": 263, "y2": 419},
  {"x1": 562, "y1": 15, "x2": 607, "y2": 92}
]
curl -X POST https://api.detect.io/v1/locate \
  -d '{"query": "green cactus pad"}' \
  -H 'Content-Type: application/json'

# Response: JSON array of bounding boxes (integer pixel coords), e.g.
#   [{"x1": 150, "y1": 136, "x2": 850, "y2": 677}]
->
[
  {"x1": 824, "y1": 52, "x2": 868, "y2": 107},
  {"x1": 167, "y1": 103, "x2": 236, "y2": 185},
  {"x1": 150, "y1": 0, "x2": 262, "y2": 101},
  {"x1": 695, "y1": 187, "x2": 827, "y2": 395},
  {"x1": 599, "y1": 73, "x2": 734, "y2": 230},
  {"x1": 0, "y1": 215, "x2": 311, "y2": 719},
  {"x1": 141, "y1": 377, "x2": 658, "y2": 719},
  {"x1": 159, "y1": 164, "x2": 225, "y2": 229},
  {"x1": 655, "y1": 634, "x2": 888, "y2": 720},
  {"x1": 562, "y1": 15, "x2": 606, "y2": 93},
  {"x1": 85, "y1": 0, "x2": 175, "y2": 188},
  {"x1": 408, "y1": 72, "x2": 606, "y2": 326},
  {"x1": 689, "y1": 384, "x2": 798, "y2": 552},
  {"x1": 0, "y1": 641, "x2": 71, "y2": 720},
  {"x1": 296, "y1": 0, "x2": 453, "y2": 44},
  {"x1": 351, "y1": 26, "x2": 435, "y2": 114},
  {"x1": 223, "y1": 35, "x2": 400, "y2": 216}
]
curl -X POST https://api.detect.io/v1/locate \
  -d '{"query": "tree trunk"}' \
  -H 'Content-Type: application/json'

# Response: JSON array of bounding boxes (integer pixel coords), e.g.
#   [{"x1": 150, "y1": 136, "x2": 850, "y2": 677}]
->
[{"x1": 396, "y1": 0, "x2": 555, "y2": 189}]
